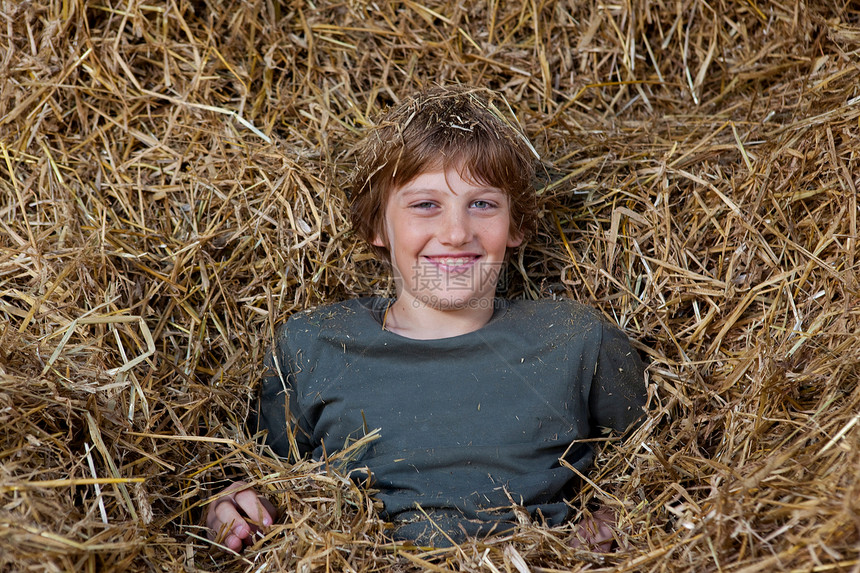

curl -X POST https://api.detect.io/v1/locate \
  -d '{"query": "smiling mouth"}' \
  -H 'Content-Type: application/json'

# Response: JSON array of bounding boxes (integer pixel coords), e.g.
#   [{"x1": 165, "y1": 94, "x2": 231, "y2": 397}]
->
[{"x1": 426, "y1": 256, "x2": 480, "y2": 271}]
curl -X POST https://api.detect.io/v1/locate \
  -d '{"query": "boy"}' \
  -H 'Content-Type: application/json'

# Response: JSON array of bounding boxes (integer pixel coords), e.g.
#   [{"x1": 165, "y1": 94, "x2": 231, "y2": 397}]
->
[{"x1": 206, "y1": 86, "x2": 646, "y2": 551}]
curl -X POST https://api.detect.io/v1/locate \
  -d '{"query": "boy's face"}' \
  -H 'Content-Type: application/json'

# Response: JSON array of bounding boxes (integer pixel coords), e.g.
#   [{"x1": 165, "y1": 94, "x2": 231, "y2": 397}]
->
[{"x1": 373, "y1": 164, "x2": 523, "y2": 311}]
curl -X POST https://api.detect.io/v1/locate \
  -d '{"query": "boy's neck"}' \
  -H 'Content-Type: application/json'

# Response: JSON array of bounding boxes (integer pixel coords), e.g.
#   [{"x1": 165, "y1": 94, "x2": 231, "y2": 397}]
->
[{"x1": 383, "y1": 294, "x2": 497, "y2": 340}]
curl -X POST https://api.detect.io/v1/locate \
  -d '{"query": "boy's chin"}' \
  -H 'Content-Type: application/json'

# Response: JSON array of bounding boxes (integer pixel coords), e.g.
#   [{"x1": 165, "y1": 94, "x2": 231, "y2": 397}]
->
[{"x1": 415, "y1": 293, "x2": 496, "y2": 312}]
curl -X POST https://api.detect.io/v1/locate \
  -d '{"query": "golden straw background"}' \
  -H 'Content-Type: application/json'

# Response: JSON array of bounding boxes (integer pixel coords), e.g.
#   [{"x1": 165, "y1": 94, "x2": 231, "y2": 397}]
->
[{"x1": 1, "y1": 0, "x2": 858, "y2": 571}]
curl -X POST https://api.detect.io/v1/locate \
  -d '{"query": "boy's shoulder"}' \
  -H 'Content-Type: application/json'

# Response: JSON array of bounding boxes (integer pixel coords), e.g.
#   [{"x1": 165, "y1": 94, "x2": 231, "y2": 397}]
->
[
  {"x1": 503, "y1": 297, "x2": 608, "y2": 329},
  {"x1": 273, "y1": 299, "x2": 381, "y2": 355},
  {"x1": 278, "y1": 298, "x2": 382, "y2": 338},
  {"x1": 284, "y1": 297, "x2": 611, "y2": 331},
  {"x1": 287, "y1": 298, "x2": 377, "y2": 324},
  {"x1": 276, "y1": 297, "x2": 618, "y2": 346}
]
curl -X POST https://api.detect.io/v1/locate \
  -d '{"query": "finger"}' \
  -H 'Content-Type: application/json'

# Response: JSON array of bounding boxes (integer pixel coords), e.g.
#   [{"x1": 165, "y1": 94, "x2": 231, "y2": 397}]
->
[
  {"x1": 207, "y1": 505, "x2": 245, "y2": 552},
  {"x1": 213, "y1": 499, "x2": 252, "y2": 540},
  {"x1": 232, "y1": 489, "x2": 275, "y2": 527},
  {"x1": 205, "y1": 481, "x2": 249, "y2": 531},
  {"x1": 222, "y1": 531, "x2": 245, "y2": 553},
  {"x1": 569, "y1": 516, "x2": 612, "y2": 550},
  {"x1": 206, "y1": 497, "x2": 229, "y2": 532},
  {"x1": 593, "y1": 522, "x2": 615, "y2": 552}
]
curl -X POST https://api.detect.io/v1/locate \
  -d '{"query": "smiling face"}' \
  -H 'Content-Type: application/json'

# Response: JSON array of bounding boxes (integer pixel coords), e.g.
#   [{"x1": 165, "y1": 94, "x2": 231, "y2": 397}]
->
[
  {"x1": 350, "y1": 88, "x2": 538, "y2": 267},
  {"x1": 373, "y1": 164, "x2": 523, "y2": 313}
]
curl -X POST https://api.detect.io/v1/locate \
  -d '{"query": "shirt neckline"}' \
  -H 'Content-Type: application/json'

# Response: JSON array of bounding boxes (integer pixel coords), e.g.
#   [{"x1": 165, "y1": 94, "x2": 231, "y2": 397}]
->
[{"x1": 364, "y1": 297, "x2": 511, "y2": 342}]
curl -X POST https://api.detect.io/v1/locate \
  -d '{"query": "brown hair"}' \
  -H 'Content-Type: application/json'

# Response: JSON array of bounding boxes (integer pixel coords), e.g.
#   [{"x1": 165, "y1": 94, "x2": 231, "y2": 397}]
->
[{"x1": 349, "y1": 85, "x2": 539, "y2": 259}]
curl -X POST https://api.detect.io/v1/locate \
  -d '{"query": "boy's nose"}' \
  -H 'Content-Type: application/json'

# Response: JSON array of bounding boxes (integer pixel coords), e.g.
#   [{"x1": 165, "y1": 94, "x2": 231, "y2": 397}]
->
[{"x1": 439, "y1": 210, "x2": 471, "y2": 246}]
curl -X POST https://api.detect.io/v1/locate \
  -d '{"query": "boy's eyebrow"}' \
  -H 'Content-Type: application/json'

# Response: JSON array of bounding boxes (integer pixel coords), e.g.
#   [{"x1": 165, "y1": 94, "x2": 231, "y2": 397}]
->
[{"x1": 396, "y1": 186, "x2": 506, "y2": 197}]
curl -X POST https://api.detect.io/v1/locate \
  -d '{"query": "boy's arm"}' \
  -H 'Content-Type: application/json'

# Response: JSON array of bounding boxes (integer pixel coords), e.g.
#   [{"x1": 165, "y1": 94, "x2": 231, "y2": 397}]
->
[
  {"x1": 588, "y1": 320, "x2": 648, "y2": 434},
  {"x1": 565, "y1": 320, "x2": 646, "y2": 553},
  {"x1": 207, "y1": 322, "x2": 310, "y2": 553},
  {"x1": 252, "y1": 322, "x2": 314, "y2": 459}
]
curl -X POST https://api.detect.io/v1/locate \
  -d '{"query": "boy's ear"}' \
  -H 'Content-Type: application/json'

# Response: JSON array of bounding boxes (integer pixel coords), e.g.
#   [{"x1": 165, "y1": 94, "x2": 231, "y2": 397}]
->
[
  {"x1": 507, "y1": 228, "x2": 524, "y2": 248},
  {"x1": 372, "y1": 232, "x2": 388, "y2": 248}
]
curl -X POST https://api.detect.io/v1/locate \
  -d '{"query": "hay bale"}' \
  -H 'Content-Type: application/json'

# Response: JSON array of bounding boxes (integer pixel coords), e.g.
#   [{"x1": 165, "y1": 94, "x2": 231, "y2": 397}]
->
[{"x1": 1, "y1": 0, "x2": 858, "y2": 571}]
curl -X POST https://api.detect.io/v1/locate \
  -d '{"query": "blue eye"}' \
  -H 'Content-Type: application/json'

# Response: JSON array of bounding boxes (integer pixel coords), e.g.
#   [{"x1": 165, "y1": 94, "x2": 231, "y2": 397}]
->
[{"x1": 471, "y1": 200, "x2": 494, "y2": 209}]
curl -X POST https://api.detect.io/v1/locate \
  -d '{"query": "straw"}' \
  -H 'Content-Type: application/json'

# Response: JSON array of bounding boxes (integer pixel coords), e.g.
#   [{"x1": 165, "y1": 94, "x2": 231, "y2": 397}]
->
[{"x1": 1, "y1": 0, "x2": 858, "y2": 571}]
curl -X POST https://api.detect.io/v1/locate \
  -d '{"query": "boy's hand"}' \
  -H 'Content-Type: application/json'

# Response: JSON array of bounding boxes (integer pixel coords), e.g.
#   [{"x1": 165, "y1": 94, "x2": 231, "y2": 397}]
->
[
  {"x1": 206, "y1": 481, "x2": 276, "y2": 553},
  {"x1": 569, "y1": 506, "x2": 616, "y2": 552}
]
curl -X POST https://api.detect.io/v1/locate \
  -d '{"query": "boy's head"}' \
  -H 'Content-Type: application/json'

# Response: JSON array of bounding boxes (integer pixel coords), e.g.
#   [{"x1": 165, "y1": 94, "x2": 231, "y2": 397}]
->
[{"x1": 350, "y1": 86, "x2": 538, "y2": 260}]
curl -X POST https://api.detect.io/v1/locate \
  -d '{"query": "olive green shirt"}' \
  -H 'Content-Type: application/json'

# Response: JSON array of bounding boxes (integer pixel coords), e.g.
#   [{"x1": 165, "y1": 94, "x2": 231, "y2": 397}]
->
[{"x1": 256, "y1": 298, "x2": 646, "y2": 545}]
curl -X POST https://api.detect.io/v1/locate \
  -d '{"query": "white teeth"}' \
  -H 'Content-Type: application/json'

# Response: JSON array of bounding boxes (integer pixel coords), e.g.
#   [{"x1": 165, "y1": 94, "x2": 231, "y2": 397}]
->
[{"x1": 436, "y1": 257, "x2": 472, "y2": 266}]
